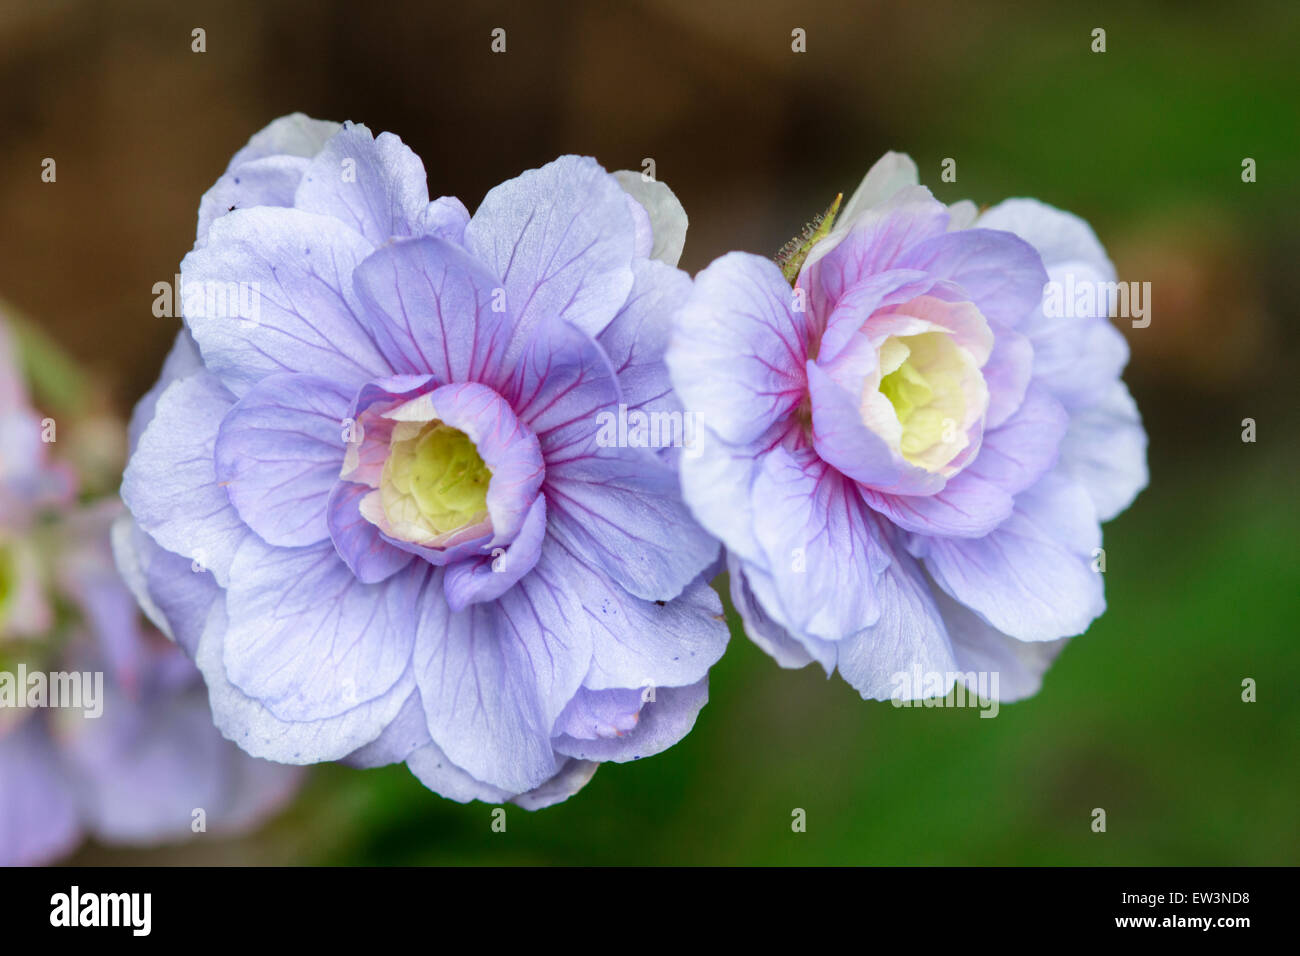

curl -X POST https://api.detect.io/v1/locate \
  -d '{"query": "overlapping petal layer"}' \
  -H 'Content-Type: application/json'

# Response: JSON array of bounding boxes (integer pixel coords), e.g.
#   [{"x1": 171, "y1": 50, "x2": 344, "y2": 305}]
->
[
  {"x1": 668, "y1": 152, "x2": 1146, "y2": 704},
  {"x1": 119, "y1": 116, "x2": 726, "y2": 805}
]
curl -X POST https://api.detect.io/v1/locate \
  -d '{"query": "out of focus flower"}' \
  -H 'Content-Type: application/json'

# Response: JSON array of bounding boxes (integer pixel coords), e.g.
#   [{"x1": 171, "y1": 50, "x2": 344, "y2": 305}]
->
[
  {"x1": 118, "y1": 115, "x2": 725, "y2": 807},
  {"x1": 0, "y1": 315, "x2": 301, "y2": 867},
  {"x1": 666, "y1": 152, "x2": 1147, "y2": 702}
]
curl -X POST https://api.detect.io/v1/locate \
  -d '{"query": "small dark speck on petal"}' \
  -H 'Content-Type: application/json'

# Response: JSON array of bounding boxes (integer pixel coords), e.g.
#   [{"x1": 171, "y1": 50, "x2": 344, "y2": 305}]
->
[{"x1": 227, "y1": 205, "x2": 236, "y2": 212}]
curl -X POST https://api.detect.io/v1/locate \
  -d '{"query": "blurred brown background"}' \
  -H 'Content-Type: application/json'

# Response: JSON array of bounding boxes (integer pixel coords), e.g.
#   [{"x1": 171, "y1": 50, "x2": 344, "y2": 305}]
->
[
  {"x1": 2, "y1": 0, "x2": 1296, "y2": 864},
  {"x1": 5, "y1": 0, "x2": 1295, "y2": 428}
]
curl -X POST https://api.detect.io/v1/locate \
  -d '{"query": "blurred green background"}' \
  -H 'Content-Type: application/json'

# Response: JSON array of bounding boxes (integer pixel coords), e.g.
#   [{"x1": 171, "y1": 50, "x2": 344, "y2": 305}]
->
[{"x1": 2, "y1": 0, "x2": 1295, "y2": 864}]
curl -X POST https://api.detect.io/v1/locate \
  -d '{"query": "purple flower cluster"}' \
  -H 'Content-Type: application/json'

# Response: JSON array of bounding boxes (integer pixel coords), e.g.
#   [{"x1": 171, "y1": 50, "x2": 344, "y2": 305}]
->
[{"x1": 0, "y1": 316, "x2": 300, "y2": 866}]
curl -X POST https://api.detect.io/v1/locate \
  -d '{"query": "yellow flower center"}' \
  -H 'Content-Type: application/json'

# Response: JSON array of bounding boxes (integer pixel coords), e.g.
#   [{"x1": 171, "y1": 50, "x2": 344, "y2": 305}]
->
[
  {"x1": 381, "y1": 422, "x2": 491, "y2": 536},
  {"x1": 876, "y1": 331, "x2": 972, "y2": 470}
]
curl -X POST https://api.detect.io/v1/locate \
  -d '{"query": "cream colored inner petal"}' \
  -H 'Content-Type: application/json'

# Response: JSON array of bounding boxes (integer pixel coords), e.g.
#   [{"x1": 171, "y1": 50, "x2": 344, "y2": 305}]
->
[
  {"x1": 874, "y1": 331, "x2": 983, "y2": 472},
  {"x1": 379, "y1": 421, "x2": 492, "y2": 541}
]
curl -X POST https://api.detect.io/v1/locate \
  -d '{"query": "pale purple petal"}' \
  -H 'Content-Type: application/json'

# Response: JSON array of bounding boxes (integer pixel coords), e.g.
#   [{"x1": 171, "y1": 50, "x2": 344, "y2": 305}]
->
[
  {"x1": 946, "y1": 199, "x2": 979, "y2": 231},
  {"x1": 181, "y1": 207, "x2": 388, "y2": 396},
  {"x1": 195, "y1": 112, "x2": 340, "y2": 245},
  {"x1": 227, "y1": 112, "x2": 341, "y2": 168},
  {"x1": 933, "y1": 584, "x2": 1071, "y2": 703},
  {"x1": 677, "y1": 424, "x2": 769, "y2": 565},
  {"x1": 213, "y1": 372, "x2": 352, "y2": 547},
  {"x1": 833, "y1": 152, "x2": 920, "y2": 227},
  {"x1": 812, "y1": 268, "x2": 937, "y2": 368},
  {"x1": 622, "y1": 190, "x2": 653, "y2": 258},
  {"x1": 111, "y1": 514, "x2": 221, "y2": 657},
  {"x1": 121, "y1": 371, "x2": 251, "y2": 587},
  {"x1": 749, "y1": 441, "x2": 890, "y2": 643},
  {"x1": 510, "y1": 759, "x2": 600, "y2": 810},
  {"x1": 860, "y1": 470, "x2": 1014, "y2": 538},
  {"x1": 727, "y1": 556, "x2": 815, "y2": 669},
  {"x1": 294, "y1": 121, "x2": 431, "y2": 245},
  {"x1": 861, "y1": 383, "x2": 1068, "y2": 538},
  {"x1": 739, "y1": 561, "x2": 839, "y2": 672},
  {"x1": 979, "y1": 321, "x2": 1033, "y2": 428},
  {"x1": 963, "y1": 384, "x2": 1069, "y2": 497},
  {"x1": 596, "y1": 257, "x2": 691, "y2": 422},
  {"x1": 552, "y1": 686, "x2": 642, "y2": 740},
  {"x1": 1020, "y1": 310, "x2": 1129, "y2": 411},
  {"x1": 196, "y1": 599, "x2": 418, "y2": 764},
  {"x1": 1056, "y1": 380, "x2": 1148, "y2": 522},
  {"x1": 414, "y1": 561, "x2": 591, "y2": 793},
  {"x1": 917, "y1": 473, "x2": 1105, "y2": 642},
  {"x1": 834, "y1": 530, "x2": 958, "y2": 699},
  {"x1": 536, "y1": 541, "x2": 729, "y2": 693},
  {"x1": 666, "y1": 252, "x2": 808, "y2": 446},
  {"x1": 351, "y1": 236, "x2": 515, "y2": 385},
  {"x1": 418, "y1": 196, "x2": 471, "y2": 244},
  {"x1": 508, "y1": 313, "x2": 620, "y2": 462},
  {"x1": 224, "y1": 536, "x2": 430, "y2": 721},
  {"x1": 404, "y1": 739, "x2": 511, "y2": 804},
  {"x1": 127, "y1": 329, "x2": 204, "y2": 453},
  {"x1": 977, "y1": 198, "x2": 1115, "y2": 284},
  {"x1": 553, "y1": 679, "x2": 709, "y2": 763},
  {"x1": 806, "y1": 360, "x2": 909, "y2": 490},
  {"x1": 61, "y1": 677, "x2": 301, "y2": 845},
  {"x1": 342, "y1": 688, "x2": 432, "y2": 769},
  {"x1": 410, "y1": 743, "x2": 601, "y2": 809},
  {"x1": 894, "y1": 227, "x2": 1048, "y2": 328},
  {"x1": 325, "y1": 480, "x2": 414, "y2": 584},
  {"x1": 981, "y1": 201, "x2": 1130, "y2": 412},
  {"x1": 442, "y1": 494, "x2": 546, "y2": 612},
  {"x1": 545, "y1": 451, "x2": 719, "y2": 603},
  {"x1": 196, "y1": 156, "x2": 311, "y2": 248},
  {"x1": 803, "y1": 185, "x2": 950, "y2": 319},
  {"x1": 0, "y1": 719, "x2": 81, "y2": 866},
  {"x1": 465, "y1": 154, "x2": 636, "y2": 354}
]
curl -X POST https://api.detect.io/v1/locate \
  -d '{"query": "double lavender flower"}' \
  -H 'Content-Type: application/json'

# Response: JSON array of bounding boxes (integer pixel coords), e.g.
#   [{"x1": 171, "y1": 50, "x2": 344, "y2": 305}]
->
[
  {"x1": 115, "y1": 121, "x2": 1147, "y2": 810},
  {"x1": 667, "y1": 152, "x2": 1147, "y2": 700},
  {"x1": 118, "y1": 115, "x2": 727, "y2": 806}
]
